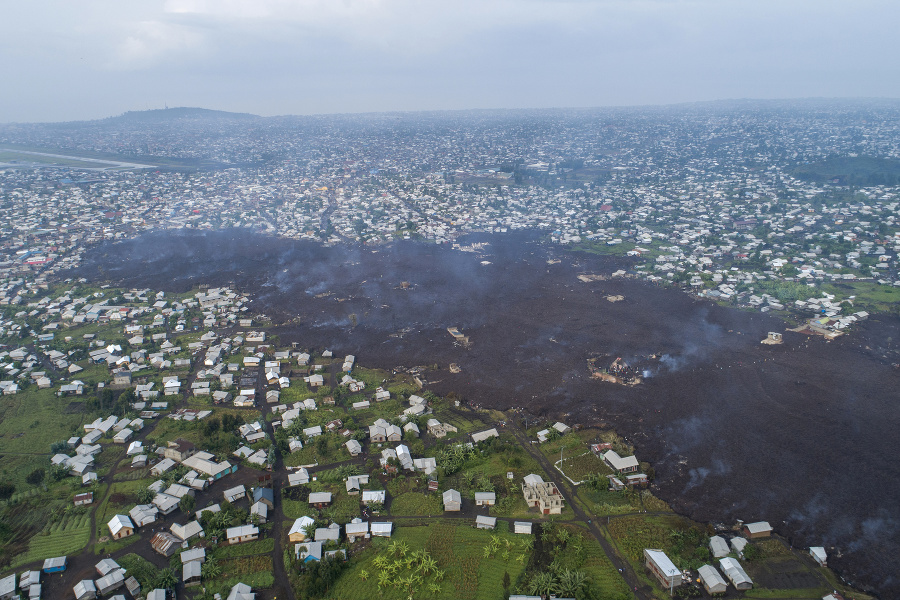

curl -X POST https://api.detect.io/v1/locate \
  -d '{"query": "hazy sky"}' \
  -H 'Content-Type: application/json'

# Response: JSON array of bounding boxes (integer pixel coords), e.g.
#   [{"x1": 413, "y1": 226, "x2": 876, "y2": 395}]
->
[{"x1": 2, "y1": 0, "x2": 898, "y2": 122}]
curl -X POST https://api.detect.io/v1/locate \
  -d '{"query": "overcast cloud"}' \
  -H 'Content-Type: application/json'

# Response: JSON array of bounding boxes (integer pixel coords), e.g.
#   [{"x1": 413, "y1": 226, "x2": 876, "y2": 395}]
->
[{"x1": 1, "y1": 0, "x2": 898, "y2": 122}]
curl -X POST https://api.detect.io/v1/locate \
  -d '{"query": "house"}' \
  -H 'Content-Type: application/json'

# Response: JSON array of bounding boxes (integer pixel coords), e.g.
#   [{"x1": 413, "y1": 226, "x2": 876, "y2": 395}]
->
[
  {"x1": 183, "y1": 560, "x2": 202, "y2": 587},
  {"x1": 226, "y1": 583, "x2": 255, "y2": 600},
  {"x1": 253, "y1": 487, "x2": 275, "y2": 509},
  {"x1": 226, "y1": 524, "x2": 259, "y2": 545},
  {"x1": 147, "y1": 590, "x2": 168, "y2": 600},
  {"x1": 74, "y1": 492, "x2": 93, "y2": 506},
  {"x1": 180, "y1": 548, "x2": 206, "y2": 565},
  {"x1": 124, "y1": 576, "x2": 141, "y2": 598},
  {"x1": 288, "y1": 468, "x2": 310, "y2": 487},
  {"x1": 107, "y1": 514, "x2": 135, "y2": 539},
  {"x1": 315, "y1": 524, "x2": 340, "y2": 543},
  {"x1": 250, "y1": 500, "x2": 268, "y2": 523},
  {"x1": 476, "y1": 515, "x2": 497, "y2": 530},
  {"x1": 96, "y1": 559, "x2": 120, "y2": 578},
  {"x1": 552, "y1": 422, "x2": 570, "y2": 435},
  {"x1": 224, "y1": 484, "x2": 246, "y2": 503},
  {"x1": 130, "y1": 504, "x2": 158, "y2": 527},
  {"x1": 296, "y1": 541, "x2": 323, "y2": 563},
  {"x1": 164, "y1": 439, "x2": 196, "y2": 462},
  {"x1": 182, "y1": 451, "x2": 238, "y2": 480},
  {"x1": 0, "y1": 575, "x2": 15, "y2": 600},
  {"x1": 73, "y1": 579, "x2": 97, "y2": 600},
  {"x1": 521, "y1": 475, "x2": 564, "y2": 514},
  {"x1": 719, "y1": 557, "x2": 753, "y2": 590},
  {"x1": 345, "y1": 439, "x2": 362, "y2": 456},
  {"x1": 113, "y1": 428, "x2": 133, "y2": 443},
  {"x1": 625, "y1": 472, "x2": 648, "y2": 486},
  {"x1": 345, "y1": 474, "x2": 370, "y2": 495},
  {"x1": 362, "y1": 490, "x2": 386, "y2": 505},
  {"x1": 152, "y1": 493, "x2": 179, "y2": 515},
  {"x1": 171, "y1": 520, "x2": 204, "y2": 542},
  {"x1": 443, "y1": 489, "x2": 462, "y2": 511},
  {"x1": 810, "y1": 546, "x2": 827, "y2": 566},
  {"x1": 731, "y1": 537, "x2": 748, "y2": 557},
  {"x1": 150, "y1": 532, "x2": 182, "y2": 557},
  {"x1": 42, "y1": 557, "x2": 67, "y2": 574},
  {"x1": 288, "y1": 516, "x2": 316, "y2": 542},
  {"x1": 309, "y1": 492, "x2": 332, "y2": 507},
  {"x1": 644, "y1": 549, "x2": 681, "y2": 591},
  {"x1": 743, "y1": 521, "x2": 772, "y2": 539},
  {"x1": 151, "y1": 457, "x2": 177, "y2": 476},
  {"x1": 471, "y1": 428, "x2": 499, "y2": 443},
  {"x1": 474, "y1": 492, "x2": 496, "y2": 506},
  {"x1": 697, "y1": 564, "x2": 728, "y2": 595},
  {"x1": 514, "y1": 522, "x2": 532, "y2": 535},
  {"x1": 602, "y1": 450, "x2": 639, "y2": 473},
  {"x1": 96, "y1": 569, "x2": 125, "y2": 596},
  {"x1": 303, "y1": 425, "x2": 323, "y2": 438},
  {"x1": 413, "y1": 457, "x2": 438, "y2": 475},
  {"x1": 369, "y1": 418, "x2": 401, "y2": 442},
  {"x1": 371, "y1": 522, "x2": 393, "y2": 537},
  {"x1": 346, "y1": 519, "x2": 369, "y2": 542},
  {"x1": 709, "y1": 535, "x2": 730, "y2": 558}
]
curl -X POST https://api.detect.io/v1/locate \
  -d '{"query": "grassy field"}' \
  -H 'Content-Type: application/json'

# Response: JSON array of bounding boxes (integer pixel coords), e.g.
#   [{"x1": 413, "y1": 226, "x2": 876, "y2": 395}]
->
[
  {"x1": 95, "y1": 478, "x2": 153, "y2": 529},
  {"x1": 94, "y1": 532, "x2": 141, "y2": 555},
  {"x1": 283, "y1": 498, "x2": 312, "y2": 520},
  {"x1": 0, "y1": 388, "x2": 87, "y2": 455},
  {"x1": 549, "y1": 525, "x2": 635, "y2": 600},
  {"x1": 390, "y1": 491, "x2": 443, "y2": 516},
  {"x1": 219, "y1": 556, "x2": 275, "y2": 589},
  {"x1": 557, "y1": 451, "x2": 613, "y2": 482},
  {"x1": 327, "y1": 522, "x2": 529, "y2": 600},
  {"x1": 10, "y1": 511, "x2": 92, "y2": 568},
  {"x1": 215, "y1": 537, "x2": 275, "y2": 558}
]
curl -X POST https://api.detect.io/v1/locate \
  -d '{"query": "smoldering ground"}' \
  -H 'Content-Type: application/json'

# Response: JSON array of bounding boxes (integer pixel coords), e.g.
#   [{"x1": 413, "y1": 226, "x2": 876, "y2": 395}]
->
[{"x1": 72, "y1": 229, "x2": 900, "y2": 597}]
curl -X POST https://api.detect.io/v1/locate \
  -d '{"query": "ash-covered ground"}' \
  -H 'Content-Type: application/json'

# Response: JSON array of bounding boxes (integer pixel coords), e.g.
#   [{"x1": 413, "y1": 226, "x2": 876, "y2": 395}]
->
[{"x1": 75, "y1": 229, "x2": 900, "y2": 597}]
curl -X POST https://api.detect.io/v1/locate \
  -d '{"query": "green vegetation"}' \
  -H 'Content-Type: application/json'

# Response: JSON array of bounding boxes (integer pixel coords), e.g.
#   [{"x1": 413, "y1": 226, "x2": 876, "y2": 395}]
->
[
  {"x1": 214, "y1": 537, "x2": 275, "y2": 558},
  {"x1": 10, "y1": 511, "x2": 91, "y2": 568},
  {"x1": 390, "y1": 492, "x2": 443, "y2": 516},
  {"x1": 327, "y1": 523, "x2": 529, "y2": 600}
]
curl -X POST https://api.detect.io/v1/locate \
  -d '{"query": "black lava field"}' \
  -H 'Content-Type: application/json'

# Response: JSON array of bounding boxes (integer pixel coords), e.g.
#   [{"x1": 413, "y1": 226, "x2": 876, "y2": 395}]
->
[{"x1": 74, "y1": 229, "x2": 900, "y2": 597}]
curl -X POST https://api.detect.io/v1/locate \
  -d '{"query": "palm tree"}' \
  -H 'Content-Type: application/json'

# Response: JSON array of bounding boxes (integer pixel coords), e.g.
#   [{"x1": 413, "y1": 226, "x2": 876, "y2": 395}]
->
[
  {"x1": 154, "y1": 567, "x2": 178, "y2": 590},
  {"x1": 527, "y1": 571, "x2": 556, "y2": 598},
  {"x1": 420, "y1": 556, "x2": 437, "y2": 575},
  {"x1": 359, "y1": 569, "x2": 369, "y2": 581},
  {"x1": 378, "y1": 571, "x2": 391, "y2": 588},
  {"x1": 553, "y1": 569, "x2": 587, "y2": 597},
  {"x1": 428, "y1": 582, "x2": 442, "y2": 595},
  {"x1": 373, "y1": 554, "x2": 389, "y2": 570},
  {"x1": 201, "y1": 558, "x2": 221, "y2": 579}
]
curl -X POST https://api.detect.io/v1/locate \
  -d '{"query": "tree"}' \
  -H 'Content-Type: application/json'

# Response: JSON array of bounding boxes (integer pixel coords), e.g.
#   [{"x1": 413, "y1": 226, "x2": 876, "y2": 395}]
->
[
  {"x1": 502, "y1": 571, "x2": 511, "y2": 590},
  {"x1": 154, "y1": 567, "x2": 178, "y2": 590},
  {"x1": 136, "y1": 486, "x2": 155, "y2": 504},
  {"x1": 527, "y1": 571, "x2": 557, "y2": 597},
  {"x1": 553, "y1": 569, "x2": 587, "y2": 597},
  {"x1": 26, "y1": 468, "x2": 45, "y2": 486},
  {"x1": 0, "y1": 482, "x2": 14, "y2": 501},
  {"x1": 179, "y1": 494, "x2": 196, "y2": 514},
  {"x1": 201, "y1": 557, "x2": 221, "y2": 579}
]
